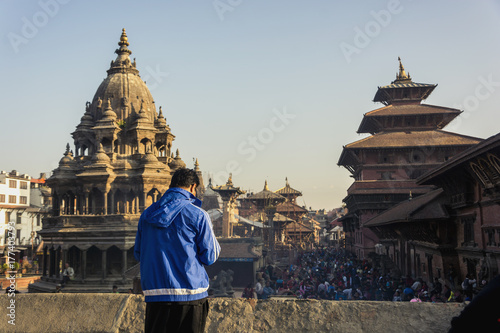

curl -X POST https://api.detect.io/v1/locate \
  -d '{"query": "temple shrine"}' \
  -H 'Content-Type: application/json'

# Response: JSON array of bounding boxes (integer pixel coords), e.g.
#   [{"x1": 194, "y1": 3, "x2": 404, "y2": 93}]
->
[
  {"x1": 31, "y1": 30, "x2": 198, "y2": 292},
  {"x1": 338, "y1": 58, "x2": 482, "y2": 260}
]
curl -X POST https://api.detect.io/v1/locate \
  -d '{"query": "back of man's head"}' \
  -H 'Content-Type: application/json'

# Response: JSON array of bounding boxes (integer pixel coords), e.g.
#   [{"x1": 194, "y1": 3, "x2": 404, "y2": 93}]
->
[{"x1": 170, "y1": 168, "x2": 200, "y2": 189}]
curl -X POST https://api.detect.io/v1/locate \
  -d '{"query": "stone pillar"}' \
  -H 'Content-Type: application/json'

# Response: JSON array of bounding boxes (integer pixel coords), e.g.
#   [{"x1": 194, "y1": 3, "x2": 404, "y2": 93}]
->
[
  {"x1": 55, "y1": 247, "x2": 61, "y2": 278},
  {"x1": 71, "y1": 195, "x2": 76, "y2": 215},
  {"x1": 141, "y1": 192, "x2": 147, "y2": 212},
  {"x1": 122, "y1": 249, "x2": 128, "y2": 279},
  {"x1": 62, "y1": 249, "x2": 68, "y2": 268},
  {"x1": 104, "y1": 192, "x2": 108, "y2": 215},
  {"x1": 102, "y1": 249, "x2": 107, "y2": 280},
  {"x1": 110, "y1": 191, "x2": 115, "y2": 214},
  {"x1": 91, "y1": 195, "x2": 96, "y2": 215},
  {"x1": 81, "y1": 250, "x2": 87, "y2": 281},
  {"x1": 42, "y1": 247, "x2": 48, "y2": 277},
  {"x1": 60, "y1": 197, "x2": 65, "y2": 216},
  {"x1": 75, "y1": 194, "x2": 80, "y2": 215},
  {"x1": 49, "y1": 248, "x2": 55, "y2": 277},
  {"x1": 266, "y1": 207, "x2": 277, "y2": 259},
  {"x1": 222, "y1": 200, "x2": 231, "y2": 238},
  {"x1": 85, "y1": 193, "x2": 89, "y2": 215}
]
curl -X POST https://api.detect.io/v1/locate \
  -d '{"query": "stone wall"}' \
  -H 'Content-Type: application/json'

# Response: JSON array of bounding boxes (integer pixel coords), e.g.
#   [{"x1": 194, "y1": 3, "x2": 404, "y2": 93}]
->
[{"x1": 0, "y1": 294, "x2": 465, "y2": 332}]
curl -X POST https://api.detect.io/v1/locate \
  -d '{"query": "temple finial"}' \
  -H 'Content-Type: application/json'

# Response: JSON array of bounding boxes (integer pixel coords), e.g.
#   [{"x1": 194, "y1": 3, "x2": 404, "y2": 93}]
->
[
  {"x1": 227, "y1": 173, "x2": 233, "y2": 186},
  {"x1": 396, "y1": 56, "x2": 410, "y2": 81},
  {"x1": 119, "y1": 28, "x2": 129, "y2": 47},
  {"x1": 115, "y1": 28, "x2": 132, "y2": 57},
  {"x1": 194, "y1": 158, "x2": 200, "y2": 171},
  {"x1": 264, "y1": 180, "x2": 269, "y2": 191}
]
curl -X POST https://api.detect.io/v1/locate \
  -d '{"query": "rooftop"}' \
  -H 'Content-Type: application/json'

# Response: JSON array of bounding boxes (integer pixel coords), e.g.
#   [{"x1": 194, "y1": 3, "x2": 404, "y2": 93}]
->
[
  {"x1": 364, "y1": 189, "x2": 447, "y2": 227},
  {"x1": 343, "y1": 130, "x2": 481, "y2": 150}
]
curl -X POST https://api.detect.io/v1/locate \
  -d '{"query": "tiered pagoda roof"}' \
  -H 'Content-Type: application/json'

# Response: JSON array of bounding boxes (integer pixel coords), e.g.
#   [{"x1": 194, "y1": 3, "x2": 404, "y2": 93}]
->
[
  {"x1": 275, "y1": 178, "x2": 302, "y2": 200},
  {"x1": 338, "y1": 58, "x2": 482, "y2": 173},
  {"x1": 373, "y1": 57, "x2": 437, "y2": 105}
]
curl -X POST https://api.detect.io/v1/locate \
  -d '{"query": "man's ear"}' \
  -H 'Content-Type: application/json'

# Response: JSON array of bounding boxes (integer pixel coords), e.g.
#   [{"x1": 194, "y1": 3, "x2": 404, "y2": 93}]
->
[{"x1": 189, "y1": 184, "x2": 197, "y2": 195}]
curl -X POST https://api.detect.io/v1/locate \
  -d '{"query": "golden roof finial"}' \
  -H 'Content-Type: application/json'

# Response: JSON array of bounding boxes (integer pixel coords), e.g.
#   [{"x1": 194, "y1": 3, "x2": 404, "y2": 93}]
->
[
  {"x1": 397, "y1": 57, "x2": 410, "y2": 80},
  {"x1": 264, "y1": 180, "x2": 270, "y2": 191},
  {"x1": 119, "y1": 28, "x2": 129, "y2": 47},
  {"x1": 227, "y1": 173, "x2": 233, "y2": 186}
]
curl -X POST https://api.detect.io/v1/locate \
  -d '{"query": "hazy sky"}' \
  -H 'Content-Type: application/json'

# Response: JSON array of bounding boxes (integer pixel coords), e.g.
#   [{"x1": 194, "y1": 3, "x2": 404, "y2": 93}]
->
[{"x1": 1, "y1": 0, "x2": 500, "y2": 210}]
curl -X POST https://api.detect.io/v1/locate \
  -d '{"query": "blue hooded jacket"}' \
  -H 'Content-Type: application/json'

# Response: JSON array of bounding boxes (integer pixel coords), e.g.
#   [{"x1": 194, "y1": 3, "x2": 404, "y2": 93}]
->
[{"x1": 134, "y1": 187, "x2": 220, "y2": 302}]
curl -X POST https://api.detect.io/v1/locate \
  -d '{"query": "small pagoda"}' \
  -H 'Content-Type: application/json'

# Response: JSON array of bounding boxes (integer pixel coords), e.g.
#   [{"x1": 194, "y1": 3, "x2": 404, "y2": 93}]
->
[
  {"x1": 244, "y1": 181, "x2": 286, "y2": 255},
  {"x1": 275, "y1": 178, "x2": 308, "y2": 221}
]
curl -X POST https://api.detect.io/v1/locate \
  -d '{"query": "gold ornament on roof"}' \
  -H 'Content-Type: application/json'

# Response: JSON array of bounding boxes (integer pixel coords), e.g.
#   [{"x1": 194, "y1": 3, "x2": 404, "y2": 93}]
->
[{"x1": 119, "y1": 28, "x2": 129, "y2": 46}]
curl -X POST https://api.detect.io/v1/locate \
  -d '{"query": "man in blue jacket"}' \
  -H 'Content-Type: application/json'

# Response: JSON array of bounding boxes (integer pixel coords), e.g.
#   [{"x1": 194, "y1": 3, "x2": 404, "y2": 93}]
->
[{"x1": 134, "y1": 168, "x2": 220, "y2": 333}]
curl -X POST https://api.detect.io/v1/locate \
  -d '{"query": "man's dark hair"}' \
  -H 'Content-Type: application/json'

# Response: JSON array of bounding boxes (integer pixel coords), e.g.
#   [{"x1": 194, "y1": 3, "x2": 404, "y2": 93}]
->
[{"x1": 170, "y1": 168, "x2": 200, "y2": 189}]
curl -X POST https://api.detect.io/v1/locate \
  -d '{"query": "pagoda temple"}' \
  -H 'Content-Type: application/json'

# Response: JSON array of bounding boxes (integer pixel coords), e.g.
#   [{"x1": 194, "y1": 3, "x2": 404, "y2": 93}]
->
[
  {"x1": 275, "y1": 178, "x2": 308, "y2": 221},
  {"x1": 338, "y1": 58, "x2": 482, "y2": 260},
  {"x1": 32, "y1": 30, "x2": 197, "y2": 292}
]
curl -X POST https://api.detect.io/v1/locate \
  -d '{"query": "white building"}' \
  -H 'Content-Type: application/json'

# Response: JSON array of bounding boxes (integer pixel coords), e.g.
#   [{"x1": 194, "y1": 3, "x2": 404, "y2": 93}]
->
[{"x1": 0, "y1": 170, "x2": 49, "y2": 257}]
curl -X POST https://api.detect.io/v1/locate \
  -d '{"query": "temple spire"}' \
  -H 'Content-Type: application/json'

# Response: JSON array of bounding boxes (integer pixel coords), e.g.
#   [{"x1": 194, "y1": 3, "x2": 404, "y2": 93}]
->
[
  {"x1": 116, "y1": 28, "x2": 131, "y2": 56},
  {"x1": 119, "y1": 28, "x2": 129, "y2": 47},
  {"x1": 396, "y1": 57, "x2": 411, "y2": 82},
  {"x1": 108, "y1": 28, "x2": 138, "y2": 75},
  {"x1": 264, "y1": 180, "x2": 270, "y2": 191}
]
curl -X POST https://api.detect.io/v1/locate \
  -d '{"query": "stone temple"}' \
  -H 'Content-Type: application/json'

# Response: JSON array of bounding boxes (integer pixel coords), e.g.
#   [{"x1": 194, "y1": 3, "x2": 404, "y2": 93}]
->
[{"x1": 30, "y1": 29, "x2": 202, "y2": 292}]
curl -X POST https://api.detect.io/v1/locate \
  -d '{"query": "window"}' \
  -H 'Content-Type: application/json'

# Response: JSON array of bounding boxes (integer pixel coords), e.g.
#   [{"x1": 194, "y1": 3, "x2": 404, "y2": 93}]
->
[
  {"x1": 8, "y1": 195, "x2": 16, "y2": 204},
  {"x1": 486, "y1": 229, "x2": 496, "y2": 246},
  {"x1": 37, "y1": 215, "x2": 41, "y2": 227},
  {"x1": 5, "y1": 212, "x2": 10, "y2": 224},
  {"x1": 0, "y1": 194, "x2": 4, "y2": 203},
  {"x1": 461, "y1": 215, "x2": 476, "y2": 247},
  {"x1": 16, "y1": 229, "x2": 21, "y2": 241},
  {"x1": 470, "y1": 162, "x2": 491, "y2": 186},
  {"x1": 16, "y1": 213, "x2": 22, "y2": 224},
  {"x1": 9, "y1": 180, "x2": 16, "y2": 188},
  {"x1": 20, "y1": 196, "x2": 27, "y2": 205},
  {"x1": 20, "y1": 182, "x2": 28, "y2": 189}
]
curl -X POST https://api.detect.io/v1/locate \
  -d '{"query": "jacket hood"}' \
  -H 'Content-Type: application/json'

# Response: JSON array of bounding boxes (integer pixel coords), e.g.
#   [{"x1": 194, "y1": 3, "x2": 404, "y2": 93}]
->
[{"x1": 143, "y1": 187, "x2": 202, "y2": 228}]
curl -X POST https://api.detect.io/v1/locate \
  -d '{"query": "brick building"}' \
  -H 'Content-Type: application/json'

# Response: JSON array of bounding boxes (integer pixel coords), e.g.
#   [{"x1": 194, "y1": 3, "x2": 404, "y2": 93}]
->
[{"x1": 338, "y1": 58, "x2": 482, "y2": 260}]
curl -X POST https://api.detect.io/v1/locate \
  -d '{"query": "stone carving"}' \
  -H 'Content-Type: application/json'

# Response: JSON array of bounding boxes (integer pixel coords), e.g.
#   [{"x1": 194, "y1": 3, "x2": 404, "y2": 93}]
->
[{"x1": 209, "y1": 269, "x2": 234, "y2": 297}]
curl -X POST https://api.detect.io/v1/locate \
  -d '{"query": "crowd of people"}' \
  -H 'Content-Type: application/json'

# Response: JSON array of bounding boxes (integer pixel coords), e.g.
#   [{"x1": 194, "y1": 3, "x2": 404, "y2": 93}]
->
[{"x1": 243, "y1": 247, "x2": 488, "y2": 303}]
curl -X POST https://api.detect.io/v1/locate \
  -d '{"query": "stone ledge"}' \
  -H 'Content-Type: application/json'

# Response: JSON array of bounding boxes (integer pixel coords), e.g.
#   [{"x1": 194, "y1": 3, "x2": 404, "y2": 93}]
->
[{"x1": 0, "y1": 294, "x2": 465, "y2": 333}]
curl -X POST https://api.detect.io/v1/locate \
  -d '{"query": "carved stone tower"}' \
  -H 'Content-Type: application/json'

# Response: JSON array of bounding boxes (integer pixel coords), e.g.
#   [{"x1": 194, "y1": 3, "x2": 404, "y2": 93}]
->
[{"x1": 33, "y1": 30, "x2": 196, "y2": 292}]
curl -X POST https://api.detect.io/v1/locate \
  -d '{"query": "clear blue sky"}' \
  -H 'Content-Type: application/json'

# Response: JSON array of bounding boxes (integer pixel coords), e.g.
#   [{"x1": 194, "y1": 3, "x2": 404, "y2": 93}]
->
[{"x1": 1, "y1": 0, "x2": 500, "y2": 210}]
